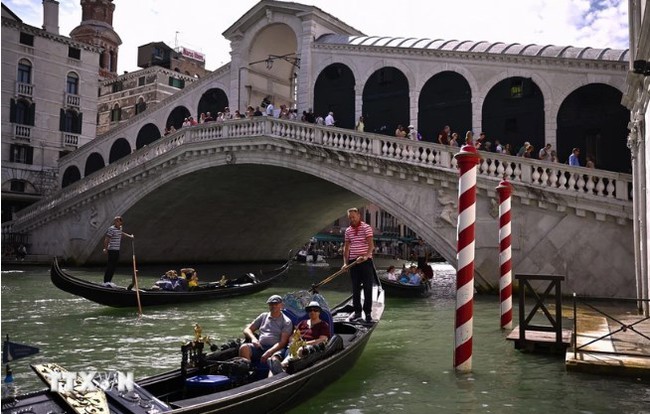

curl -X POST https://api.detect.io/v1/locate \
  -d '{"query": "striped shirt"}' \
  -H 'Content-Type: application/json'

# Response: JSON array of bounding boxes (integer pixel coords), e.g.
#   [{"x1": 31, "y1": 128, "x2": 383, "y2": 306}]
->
[
  {"x1": 105, "y1": 225, "x2": 122, "y2": 251},
  {"x1": 345, "y1": 222, "x2": 373, "y2": 260}
]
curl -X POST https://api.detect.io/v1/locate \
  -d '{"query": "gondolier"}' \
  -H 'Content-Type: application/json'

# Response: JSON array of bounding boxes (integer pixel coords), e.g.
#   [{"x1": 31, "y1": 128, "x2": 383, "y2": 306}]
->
[
  {"x1": 102, "y1": 216, "x2": 133, "y2": 287},
  {"x1": 342, "y1": 207, "x2": 375, "y2": 323}
]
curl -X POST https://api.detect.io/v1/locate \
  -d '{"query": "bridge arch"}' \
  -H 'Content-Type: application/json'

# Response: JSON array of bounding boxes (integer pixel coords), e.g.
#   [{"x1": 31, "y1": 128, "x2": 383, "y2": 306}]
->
[
  {"x1": 197, "y1": 88, "x2": 228, "y2": 119},
  {"x1": 314, "y1": 63, "x2": 356, "y2": 129},
  {"x1": 84, "y1": 152, "x2": 105, "y2": 176},
  {"x1": 481, "y1": 76, "x2": 545, "y2": 152},
  {"x1": 136, "y1": 123, "x2": 162, "y2": 149},
  {"x1": 109, "y1": 138, "x2": 131, "y2": 163},
  {"x1": 418, "y1": 71, "x2": 472, "y2": 142},
  {"x1": 362, "y1": 66, "x2": 410, "y2": 134},
  {"x1": 557, "y1": 83, "x2": 630, "y2": 172},
  {"x1": 61, "y1": 166, "x2": 81, "y2": 188},
  {"x1": 166, "y1": 106, "x2": 191, "y2": 130}
]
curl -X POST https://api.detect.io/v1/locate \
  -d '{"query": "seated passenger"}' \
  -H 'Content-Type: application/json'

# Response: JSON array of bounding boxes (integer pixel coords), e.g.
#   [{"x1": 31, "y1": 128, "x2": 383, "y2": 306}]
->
[
  {"x1": 181, "y1": 268, "x2": 199, "y2": 290},
  {"x1": 268, "y1": 300, "x2": 331, "y2": 375},
  {"x1": 239, "y1": 295, "x2": 292, "y2": 370},
  {"x1": 406, "y1": 266, "x2": 422, "y2": 285},
  {"x1": 385, "y1": 265, "x2": 398, "y2": 281}
]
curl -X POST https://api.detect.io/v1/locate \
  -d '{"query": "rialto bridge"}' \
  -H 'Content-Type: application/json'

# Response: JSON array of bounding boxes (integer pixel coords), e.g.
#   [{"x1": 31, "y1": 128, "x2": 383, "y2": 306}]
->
[
  {"x1": 7, "y1": 118, "x2": 635, "y2": 298},
  {"x1": 3, "y1": 1, "x2": 637, "y2": 298}
]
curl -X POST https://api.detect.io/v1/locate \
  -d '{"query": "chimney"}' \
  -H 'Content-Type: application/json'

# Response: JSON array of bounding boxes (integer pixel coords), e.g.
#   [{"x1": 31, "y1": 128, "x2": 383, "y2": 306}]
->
[{"x1": 42, "y1": 0, "x2": 60, "y2": 35}]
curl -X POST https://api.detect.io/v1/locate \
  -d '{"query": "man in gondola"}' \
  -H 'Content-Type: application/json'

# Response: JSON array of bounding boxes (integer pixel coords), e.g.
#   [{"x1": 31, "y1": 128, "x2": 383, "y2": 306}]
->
[
  {"x1": 239, "y1": 294, "x2": 292, "y2": 370},
  {"x1": 102, "y1": 216, "x2": 133, "y2": 288},
  {"x1": 342, "y1": 207, "x2": 375, "y2": 323}
]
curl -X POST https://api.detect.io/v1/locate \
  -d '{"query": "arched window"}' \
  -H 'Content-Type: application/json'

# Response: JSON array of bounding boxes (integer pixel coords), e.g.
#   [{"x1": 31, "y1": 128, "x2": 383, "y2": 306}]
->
[
  {"x1": 17, "y1": 59, "x2": 31, "y2": 84},
  {"x1": 111, "y1": 104, "x2": 121, "y2": 122},
  {"x1": 10, "y1": 98, "x2": 35, "y2": 126},
  {"x1": 66, "y1": 72, "x2": 79, "y2": 95},
  {"x1": 59, "y1": 108, "x2": 82, "y2": 134},
  {"x1": 135, "y1": 97, "x2": 147, "y2": 115}
]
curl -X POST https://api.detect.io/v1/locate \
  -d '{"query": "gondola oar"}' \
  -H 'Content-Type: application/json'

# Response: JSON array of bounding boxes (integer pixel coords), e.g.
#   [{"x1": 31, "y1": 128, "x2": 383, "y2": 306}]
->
[
  {"x1": 310, "y1": 257, "x2": 363, "y2": 293},
  {"x1": 131, "y1": 238, "x2": 143, "y2": 317}
]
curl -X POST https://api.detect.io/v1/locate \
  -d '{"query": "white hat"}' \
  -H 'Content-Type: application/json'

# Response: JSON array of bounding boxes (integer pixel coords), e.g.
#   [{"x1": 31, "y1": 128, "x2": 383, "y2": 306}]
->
[
  {"x1": 408, "y1": 125, "x2": 414, "y2": 129},
  {"x1": 305, "y1": 300, "x2": 322, "y2": 311}
]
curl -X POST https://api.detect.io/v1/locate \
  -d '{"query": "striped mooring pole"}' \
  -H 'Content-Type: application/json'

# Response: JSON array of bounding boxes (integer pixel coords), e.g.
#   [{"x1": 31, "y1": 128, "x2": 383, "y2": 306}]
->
[
  {"x1": 453, "y1": 143, "x2": 481, "y2": 372},
  {"x1": 496, "y1": 178, "x2": 513, "y2": 330}
]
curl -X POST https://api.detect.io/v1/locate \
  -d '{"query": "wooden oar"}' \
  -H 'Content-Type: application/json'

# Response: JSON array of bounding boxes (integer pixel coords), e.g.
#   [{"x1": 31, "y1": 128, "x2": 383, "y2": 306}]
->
[
  {"x1": 131, "y1": 238, "x2": 143, "y2": 317},
  {"x1": 310, "y1": 257, "x2": 363, "y2": 293}
]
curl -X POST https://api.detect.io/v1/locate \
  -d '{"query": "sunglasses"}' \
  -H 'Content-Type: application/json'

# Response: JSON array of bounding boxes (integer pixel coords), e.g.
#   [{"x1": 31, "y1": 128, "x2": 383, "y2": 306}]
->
[{"x1": 307, "y1": 308, "x2": 320, "y2": 313}]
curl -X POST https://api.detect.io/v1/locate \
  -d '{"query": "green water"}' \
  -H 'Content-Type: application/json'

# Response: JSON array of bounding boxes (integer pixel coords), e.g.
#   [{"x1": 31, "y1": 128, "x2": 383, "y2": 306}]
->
[{"x1": 1, "y1": 261, "x2": 648, "y2": 413}]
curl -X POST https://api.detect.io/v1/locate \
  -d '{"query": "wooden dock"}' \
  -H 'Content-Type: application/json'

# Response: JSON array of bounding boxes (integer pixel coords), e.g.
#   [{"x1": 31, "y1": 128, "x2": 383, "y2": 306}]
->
[{"x1": 506, "y1": 326, "x2": 572, "y2": 354}]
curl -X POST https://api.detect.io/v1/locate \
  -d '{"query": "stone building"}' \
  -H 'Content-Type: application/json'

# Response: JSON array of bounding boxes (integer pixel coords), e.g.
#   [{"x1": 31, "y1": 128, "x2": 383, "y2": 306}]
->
[
  {"x1": 1, "y1": 1, "x2": 100, "y2": 223},
  {"x1": 96, "y1": 66, "x2": 199, "y2": 135}
]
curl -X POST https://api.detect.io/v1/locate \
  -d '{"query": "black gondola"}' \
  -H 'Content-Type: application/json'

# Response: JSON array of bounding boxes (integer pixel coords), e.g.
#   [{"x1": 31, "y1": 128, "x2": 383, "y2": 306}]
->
[
  {"x1": 50, "y1": 257, "x2": 291, "y2": 308},
  {"x1": 378, "y1": 276, "x2": 431, "y2": 297},
  {"x1": 2, "y1": 285, "x2": 385, "y2": 414}
]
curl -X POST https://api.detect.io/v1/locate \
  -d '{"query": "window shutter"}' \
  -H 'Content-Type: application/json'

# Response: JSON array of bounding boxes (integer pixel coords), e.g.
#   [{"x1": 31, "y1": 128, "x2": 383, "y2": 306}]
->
[
  {"x1": 76, "y1": 112, "x2": 83, "y2": 134},
  {"x1": 10, "y1": 99, "x2": 16, "y2": 123},
  {"x1": 28, "y1": 102, "x2": 35, "y2": 126},
  {"x1": 26, "y1": 146, "x2": 33, "y2": 164},
  {"x1": 59, "y1": 108, "x2": 65, "y2": 131}
]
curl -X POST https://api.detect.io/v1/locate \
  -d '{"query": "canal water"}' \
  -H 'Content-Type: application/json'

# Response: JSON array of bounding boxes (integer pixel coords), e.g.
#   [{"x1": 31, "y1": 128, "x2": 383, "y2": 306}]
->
[{"x1": 1, "y1": 260, "x2": 648, "y2": 413}]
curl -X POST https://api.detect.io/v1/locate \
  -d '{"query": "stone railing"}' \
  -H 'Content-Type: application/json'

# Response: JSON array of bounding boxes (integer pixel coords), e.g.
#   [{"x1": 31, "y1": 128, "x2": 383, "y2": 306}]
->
[{"x1": 12, "y1": 118, "x2": 633, "y2": 228}]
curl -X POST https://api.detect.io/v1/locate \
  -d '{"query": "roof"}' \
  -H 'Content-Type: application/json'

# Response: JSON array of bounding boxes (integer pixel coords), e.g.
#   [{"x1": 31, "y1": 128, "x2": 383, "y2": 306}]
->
[{"x1": 316, "y1": 34, "x2": 629, "y2": 62}]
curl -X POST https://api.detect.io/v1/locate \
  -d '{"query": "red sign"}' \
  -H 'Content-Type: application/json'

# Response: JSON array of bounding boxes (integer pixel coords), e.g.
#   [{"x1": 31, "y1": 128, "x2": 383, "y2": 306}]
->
[{"x1": 180, "y1": 47, "x2": 205, "y2": 63}]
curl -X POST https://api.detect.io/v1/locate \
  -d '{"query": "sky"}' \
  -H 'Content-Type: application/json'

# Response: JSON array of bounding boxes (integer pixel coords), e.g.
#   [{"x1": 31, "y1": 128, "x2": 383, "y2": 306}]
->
[{"x1": 4, "y1": 0, "x2": 629, "y2": 74}]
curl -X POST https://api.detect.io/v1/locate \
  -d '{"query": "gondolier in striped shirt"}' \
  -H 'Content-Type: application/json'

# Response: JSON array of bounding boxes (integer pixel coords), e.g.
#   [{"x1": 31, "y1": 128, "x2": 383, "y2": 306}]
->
[
  {"x1": 102, "y1": 216, "x2": 133, "y2": 287},
  {"x1": 342, "y1": 207, "x2": 375, "y2": 323}
]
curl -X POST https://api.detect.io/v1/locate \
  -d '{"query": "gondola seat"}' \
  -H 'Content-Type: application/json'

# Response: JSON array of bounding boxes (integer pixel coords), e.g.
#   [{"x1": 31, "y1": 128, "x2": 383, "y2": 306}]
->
[{"x1": 184, "y1": 374, "x2": 231, "y2": 395}]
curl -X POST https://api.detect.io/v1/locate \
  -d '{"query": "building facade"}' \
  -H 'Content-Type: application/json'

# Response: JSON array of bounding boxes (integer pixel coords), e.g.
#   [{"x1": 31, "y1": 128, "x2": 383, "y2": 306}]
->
[
  {"x1": 1, "y1": 2, "x2": 100, "y2": 223},
  {"x1": 623, "y1": 0, "x2": 650, "y2": 314}
]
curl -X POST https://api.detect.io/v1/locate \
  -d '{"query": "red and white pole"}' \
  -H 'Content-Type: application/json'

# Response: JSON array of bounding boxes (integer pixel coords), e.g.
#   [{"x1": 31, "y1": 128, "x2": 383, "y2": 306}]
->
[
  {"x1": 496, "y1": 179, "x2": 513, "y2": 330},
  {"x1": 453, "y1": 144, "x2": 481, "y2": 372}
]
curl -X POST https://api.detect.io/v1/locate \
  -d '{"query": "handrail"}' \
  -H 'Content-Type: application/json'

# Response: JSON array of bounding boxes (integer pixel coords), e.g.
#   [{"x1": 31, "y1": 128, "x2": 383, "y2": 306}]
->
[
  {"x1": 572, "y1": 293, "x2": 650, "y2": 359},
  {"x1": 10, "y1": 118, "x2": 634, "y2": 230}
]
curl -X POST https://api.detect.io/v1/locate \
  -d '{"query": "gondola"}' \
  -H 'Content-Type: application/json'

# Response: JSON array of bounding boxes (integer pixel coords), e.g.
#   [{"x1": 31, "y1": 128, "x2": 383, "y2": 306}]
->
[
  {"x1": 378, "y1": 276, "x2": 431, "y2": 297},
  {"x1": 2, "y1": 285, "x2": 385, "y2": 414},
  {"x1": 50, "y1": 257, "x2": 291, "y2": 308}
]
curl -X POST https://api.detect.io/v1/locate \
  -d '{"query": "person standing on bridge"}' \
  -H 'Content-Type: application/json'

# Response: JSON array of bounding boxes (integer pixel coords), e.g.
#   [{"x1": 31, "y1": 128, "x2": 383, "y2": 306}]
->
[
  {"x1": 102, "y1": 216, "x2": 133, "y2": 287},
  {"x1": 342, "y1": 207, "x2": 375, "y2": 323}
]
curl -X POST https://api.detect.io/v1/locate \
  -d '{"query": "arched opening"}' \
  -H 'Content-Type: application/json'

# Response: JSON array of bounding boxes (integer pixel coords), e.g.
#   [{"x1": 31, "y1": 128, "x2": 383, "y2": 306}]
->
[
  {"x1": 314, "y1": 63, "x2": 356, "y2": 129},
  {"x1": 557, "y1": 84, "x2": 630, "y2": 172},
  {"x1": 362, "y1": 67, "x2": 409, "y2": 135},
  {"x1": 246, "y1": 23, "x2": 298, "y2": 111},
  {"x1": 482, "y1": 77, "x2": 545, "y2": 154},
  {"x1": 61, "y1": 166, "x2": 81, "y2": 188},
  {"x1": 197, "y1": 89, "x2": 229, "y2": 119},
  {"x1": 109, "y1": 138, "x2": 132, "y2": 163},
  {"x1": 136, "y1": 123, "x2": 162, "y2": 149},
  {"x1": 84, "y1": 152, "x2": 105, "y2": 176},
  {"x1": 166, "y1": 106, "x2": 191, "y2": 130},
  {"x1": 135, "y1": 97, "x2": 147, "y2": 115},
  {"x1": 418, "y1": 71, "x2": 472, "y2": 142}
]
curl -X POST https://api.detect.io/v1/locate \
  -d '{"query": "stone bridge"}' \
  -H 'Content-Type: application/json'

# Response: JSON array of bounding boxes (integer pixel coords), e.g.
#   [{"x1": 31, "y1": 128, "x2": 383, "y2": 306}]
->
[{"x1": 7, "y1": 118, "x2": 635, "y2": 297}]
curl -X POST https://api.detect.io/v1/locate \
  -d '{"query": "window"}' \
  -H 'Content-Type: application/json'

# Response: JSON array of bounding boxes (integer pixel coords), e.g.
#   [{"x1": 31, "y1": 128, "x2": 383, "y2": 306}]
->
[
  {"x1": 138, "y1": 76, "x2": 145, "y2": 86},
  {"x1": 19, "y1": 32, "x2": 34, "y2": 46},
  {"x1": 10, "y1": 180, "x2": 26, "y2": 193},
  {"x1": 66, "y1": 72, "x2": 79, "y2": 95},
  {"x1": 168, "y1": 77, "x2": 185, "y2": 89},
  {"x1": 59, "y1": 108, "x2": 82, "y2": 133},
  {"x1": 111, "y1": 81, "x2": 123, "y2": 93},
  {"x1": 68, "y1": 47, "x2": 81, "y2": 60},
  {"x1": 10, "y1": 98, "x2": 35, "y2": 126},
  {"x1": 110, "y1": 105, "x2": 121, "y2": 122},
  {"x1": 510, "y1": 79, "x2": 524, "y2": 99},
  {"x1": 17, "y1": 60, "x2": 31, "y2": 84},
  {"x1": 135, "y1": 98, "x2": 147, "y2": 115},
  {"x1": 9, "y1": 144, "x2": 33, "y2": 164}
]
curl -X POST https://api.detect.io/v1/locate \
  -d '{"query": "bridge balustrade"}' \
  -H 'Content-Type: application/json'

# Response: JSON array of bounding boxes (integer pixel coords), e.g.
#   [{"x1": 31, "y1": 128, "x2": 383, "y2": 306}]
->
[{"x1": 8, "y1": 118, "x2": 633, "y2": 231}]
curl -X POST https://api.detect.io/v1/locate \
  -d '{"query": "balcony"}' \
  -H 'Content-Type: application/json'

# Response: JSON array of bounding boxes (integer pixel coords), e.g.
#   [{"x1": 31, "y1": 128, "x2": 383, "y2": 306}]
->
[
  {"x1": 62, "y1": 132, "x2": 79, "y2": 148},
  {"x1": 65, "y1": 93, "x2": 80, "y2": 108},
  {"x1": 14, "y1": 124, "x2": 32, "y2": 142},
  {"x1": 15, "y1": 81, "x2": 33, "y2": 98}
]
